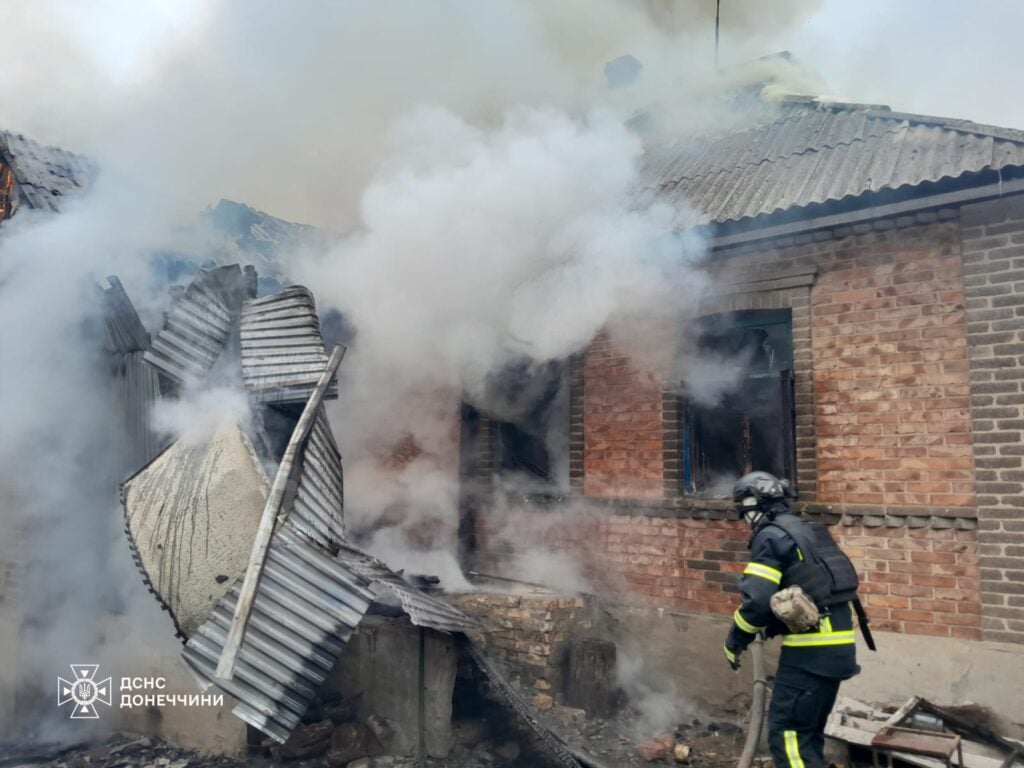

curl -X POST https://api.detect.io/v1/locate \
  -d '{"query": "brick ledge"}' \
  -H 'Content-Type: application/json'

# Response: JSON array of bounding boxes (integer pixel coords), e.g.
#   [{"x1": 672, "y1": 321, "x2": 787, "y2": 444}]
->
[{"x1": 495, "y1": 492, "x2": 977, "y2": 530}]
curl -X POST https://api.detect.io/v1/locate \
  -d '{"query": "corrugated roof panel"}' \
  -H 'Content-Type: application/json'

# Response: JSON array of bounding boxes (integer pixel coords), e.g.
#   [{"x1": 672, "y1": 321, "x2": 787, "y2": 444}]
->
[
  {"x1": 184, "y1": 523, "x2": 481, "y2": 743},
  {"x1": 183, "y1": 525, "x2": 376, "y2": 742},
  {"x1": 640, "y1": 102, "x2": 1024, "y2": 226},
  {"x1": 101, "y1": 276, "x2": 150, "y2": 354},
  {"x1": 286, "y1": 408, "x2": 346, "y2": 549},
  {"x1": 111, "y1": 351, "x2": 167, "y2": 483},
  {"x1": 333, "y1": 543, "x2": 487, "y2": 635},
  {"x1": 240, "y1": 286, "x2": 338, "y2": 404},
  {"x1": 144, "y1": 276, "x2": 234, "y2": 383}
]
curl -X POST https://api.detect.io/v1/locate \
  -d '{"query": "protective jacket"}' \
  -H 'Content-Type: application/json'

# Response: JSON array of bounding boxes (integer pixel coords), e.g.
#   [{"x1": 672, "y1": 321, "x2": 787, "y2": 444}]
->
[{"x1": 725, "y1": 504, "x2": 860, "y2": 680}]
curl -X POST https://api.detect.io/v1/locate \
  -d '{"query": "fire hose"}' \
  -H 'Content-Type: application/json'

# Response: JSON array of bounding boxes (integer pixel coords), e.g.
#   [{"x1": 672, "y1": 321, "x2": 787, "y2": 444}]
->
[{"x1": 737, "y1": 635, "x2": 768, "y2": 768}]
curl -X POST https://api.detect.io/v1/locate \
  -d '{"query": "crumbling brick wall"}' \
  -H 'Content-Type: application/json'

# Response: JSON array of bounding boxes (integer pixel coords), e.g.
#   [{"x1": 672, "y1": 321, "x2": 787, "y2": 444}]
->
[
  {"x1": 960, "y1": 194, "x2": 1024, "y2": 644},
  {"x1": 450, "y1": 592, "x2": 590, "y2": 710}
]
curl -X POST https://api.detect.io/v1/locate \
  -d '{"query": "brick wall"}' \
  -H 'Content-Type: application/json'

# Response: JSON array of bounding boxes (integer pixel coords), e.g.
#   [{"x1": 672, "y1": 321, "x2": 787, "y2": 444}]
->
[
  {"x1": 472, "y1": 508, "x2": 981, "y2": 639},
  {"x1": 466, "y1": 210, "x2": 991, "y2": 642},
  {"x1": 961, "y1": 195, "x2": 1024, "y2": 644},
  {"x1": 810, "y1": 232, "x2": 974, "y2": 506},
  {"x1": 449, "y1": 592, "x2": 590, "y2": 710},
  {"x1": 582, "y1": 332, "x2": 664, "y2": 499}
]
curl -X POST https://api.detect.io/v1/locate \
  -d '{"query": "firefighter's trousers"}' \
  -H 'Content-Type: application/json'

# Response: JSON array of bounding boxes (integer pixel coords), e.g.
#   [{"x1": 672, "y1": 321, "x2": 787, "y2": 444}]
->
[{"x1": 768, "y1": 665, "x2": 841, "y2": 768}]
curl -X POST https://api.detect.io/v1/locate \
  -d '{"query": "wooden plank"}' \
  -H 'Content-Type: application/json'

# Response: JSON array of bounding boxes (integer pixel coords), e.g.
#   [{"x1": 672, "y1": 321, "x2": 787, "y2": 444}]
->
[{"x1": 215, "y1": 345, "x2": 346, "y2": 681}]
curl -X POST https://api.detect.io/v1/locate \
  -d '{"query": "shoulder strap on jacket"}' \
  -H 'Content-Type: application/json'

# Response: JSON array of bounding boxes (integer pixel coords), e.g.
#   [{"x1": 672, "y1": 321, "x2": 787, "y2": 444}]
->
[{"x1": 764, "y1": 515, "x2": 817, "y2": 561}]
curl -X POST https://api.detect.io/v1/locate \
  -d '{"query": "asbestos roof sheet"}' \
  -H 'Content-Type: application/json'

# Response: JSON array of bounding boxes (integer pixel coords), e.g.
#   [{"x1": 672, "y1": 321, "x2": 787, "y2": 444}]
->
[
  {"x1": 638, "y1": 100, "x2": 1024, "y2": 226},
  {"x1": 0, "y1": 130, "x2": 92, "y2": 212},
  {"x1": 241, "y1": 286, "x2": 338, "y2": 404}
]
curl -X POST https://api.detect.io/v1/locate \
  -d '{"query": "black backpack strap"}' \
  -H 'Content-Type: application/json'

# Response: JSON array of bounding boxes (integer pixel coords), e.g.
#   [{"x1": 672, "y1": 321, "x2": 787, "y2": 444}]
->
[
  {"x1": 764, "y1": 515, "x2": 818, "y2": 563},
  {"x1": 852, "y1": 597, "x2": 877, "y2": 651}
]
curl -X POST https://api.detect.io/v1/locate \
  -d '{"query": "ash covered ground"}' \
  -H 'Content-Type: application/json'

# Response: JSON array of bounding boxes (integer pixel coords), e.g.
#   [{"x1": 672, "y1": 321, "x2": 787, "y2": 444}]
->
[{"x1": 0, "y1": 703, "x2": 750, "y2": 768}]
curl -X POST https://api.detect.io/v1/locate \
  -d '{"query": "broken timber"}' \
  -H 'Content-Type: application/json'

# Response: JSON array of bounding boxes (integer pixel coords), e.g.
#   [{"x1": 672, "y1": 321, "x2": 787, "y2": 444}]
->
[
  {"x1": 216, "y1": 344, "x2": 346, "y2": 680},
  {"x1": 826, "y1": 696, "x2": 1024, "y2": 768}
]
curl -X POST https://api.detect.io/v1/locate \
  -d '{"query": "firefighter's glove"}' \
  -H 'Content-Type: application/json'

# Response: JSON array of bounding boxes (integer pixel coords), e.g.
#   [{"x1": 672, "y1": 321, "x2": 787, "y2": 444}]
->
[{"x1": 723, "y1": 643, "x2": 741, "y2": 672}]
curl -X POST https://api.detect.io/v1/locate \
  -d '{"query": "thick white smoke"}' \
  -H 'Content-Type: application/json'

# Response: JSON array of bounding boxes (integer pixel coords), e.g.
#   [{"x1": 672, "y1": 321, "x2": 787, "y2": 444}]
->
[
  {"x1": 297, "y1": 104, "x2": 709, "y2": 562},
  {"x1": 3, "y1": 0, "x2": 926, "y2": 745}
]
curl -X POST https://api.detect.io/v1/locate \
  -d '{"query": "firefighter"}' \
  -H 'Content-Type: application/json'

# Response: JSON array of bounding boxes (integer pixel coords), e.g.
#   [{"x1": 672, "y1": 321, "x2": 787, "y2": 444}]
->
[{"x1": 724, "y1": 471, "x2": 872, "y2": 768}]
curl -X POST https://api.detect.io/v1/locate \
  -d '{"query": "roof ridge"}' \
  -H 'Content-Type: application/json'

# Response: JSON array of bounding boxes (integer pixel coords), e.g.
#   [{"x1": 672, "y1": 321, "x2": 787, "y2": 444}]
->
[{"x1": 798, "y1": 101, "x2": 1024, "y2": 145}]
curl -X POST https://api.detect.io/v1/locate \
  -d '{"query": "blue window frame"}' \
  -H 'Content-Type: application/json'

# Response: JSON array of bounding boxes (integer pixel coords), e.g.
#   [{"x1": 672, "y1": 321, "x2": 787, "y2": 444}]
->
[{"x1": 679, "y1": 310, "x2": 796, "y2": 496}]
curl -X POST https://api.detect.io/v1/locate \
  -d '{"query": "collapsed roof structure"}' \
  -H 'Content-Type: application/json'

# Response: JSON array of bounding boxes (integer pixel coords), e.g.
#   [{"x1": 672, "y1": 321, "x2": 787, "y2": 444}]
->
[
  {"x1": 0, "y1": 130, "x2": 92, "y2": 221},
  {"x1": 121, "y1": 265, "x2": 492, "y2": 743}
]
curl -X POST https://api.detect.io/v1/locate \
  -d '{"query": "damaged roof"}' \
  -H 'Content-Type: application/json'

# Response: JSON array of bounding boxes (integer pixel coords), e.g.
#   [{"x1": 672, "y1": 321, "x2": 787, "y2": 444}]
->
[
  {"x1": 101, "y1": 276, "x2": 151, "y2": 354},
  {"x1": 0, "y1": 130, "x2": 92, "y2": 213},
  {"x1": 241, "y1": 287, "x2": 339, "y2": 403},
  {"x1": 638, "y1": 97, "x2": 1024, "y2": 228},
  {"x1": 183, "y1": 525, "x2": 483, "y2": 742},
  {"x1": 126, "y1": 265, "x2": 480, "y2": 744}
]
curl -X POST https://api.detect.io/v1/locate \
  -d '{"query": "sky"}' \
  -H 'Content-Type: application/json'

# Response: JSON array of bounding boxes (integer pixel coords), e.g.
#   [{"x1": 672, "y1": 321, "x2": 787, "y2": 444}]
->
[{"x1": 789, "y1": 0, "x2": 1024, "y2": 129}]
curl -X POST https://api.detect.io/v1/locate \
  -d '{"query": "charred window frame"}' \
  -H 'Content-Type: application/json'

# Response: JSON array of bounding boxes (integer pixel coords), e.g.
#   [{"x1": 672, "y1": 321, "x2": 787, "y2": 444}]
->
[
  {"x1": 462, "y1": 360, "x2": 570, "y2": 497},
  {"x1": 679, "y1": 309, "x2": 796, "y2": 496}
]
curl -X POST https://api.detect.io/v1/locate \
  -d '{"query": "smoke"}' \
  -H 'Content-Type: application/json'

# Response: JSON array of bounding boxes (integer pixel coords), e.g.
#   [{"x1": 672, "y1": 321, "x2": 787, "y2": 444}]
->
[
  {"x1": 0, "y1": 180, "x2": 208, "y2": 739},
  {"x1": 0, "y1": 0, "x2": 850, "y2": 743},
  {"x1": 617, "y1": 651, "x2": 697, "y2": 738},
  {"x1": 151, "y1": 386, "x2": 253, "y2": 447},
  {"x1": 298, "y1": 104, "x2": 709, "y2": 559},
  {"x1": 0, "y1": 0, "x2": 832, "y2": 230}
]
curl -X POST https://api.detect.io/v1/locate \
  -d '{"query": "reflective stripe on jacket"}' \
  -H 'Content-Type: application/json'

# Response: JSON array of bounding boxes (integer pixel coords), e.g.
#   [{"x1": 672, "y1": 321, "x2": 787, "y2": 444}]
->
[{"x1": 726, "y1": 511, "x2": 860, "y2": 680}]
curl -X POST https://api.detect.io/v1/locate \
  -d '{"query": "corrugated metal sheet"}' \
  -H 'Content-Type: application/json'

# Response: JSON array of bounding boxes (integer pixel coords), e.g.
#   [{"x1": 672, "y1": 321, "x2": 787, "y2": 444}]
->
[
  {"x1": 183, "y1": 524, "x2": 376, "y2": 742},
  {"x1": 240, "y1": 287, "x2": 338, "y2": 404},
  {"x1": 143, "y1": 271, "x2": 235, "y2": 383},
  {"x1": 101, "y1": 275, "x2": 166, "y2": 483},
  {"x1": 111, "y1": 351, "x2": 167, "y2": 483},
  {"x1": 638, "y1": 102, "x2": 1024, "y2": 226},
  {"x1": 183, "y1": 522, "x2": 482, "y2": 743},
  {"x1": 102, "y1": 276, "x2": 151, "y2": 354},
  {"x1": 181, "y1": 381, "x2": 481, "y2": 743},
  {"x1": 0, "y1": 130, "x2": 92, "y2": 213},
  {"x1": 334, "y1": 543, "x2": 486, "y2": 636},
  {"x1": 286, "y1": 408, "x2": 346, "y2": 549}
]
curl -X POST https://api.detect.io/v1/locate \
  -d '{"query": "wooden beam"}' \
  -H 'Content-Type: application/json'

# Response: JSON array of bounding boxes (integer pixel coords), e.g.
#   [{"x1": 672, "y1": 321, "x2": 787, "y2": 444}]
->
[{"x1": 215, "y1": 345, "x2": 346, "y2": 681}]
